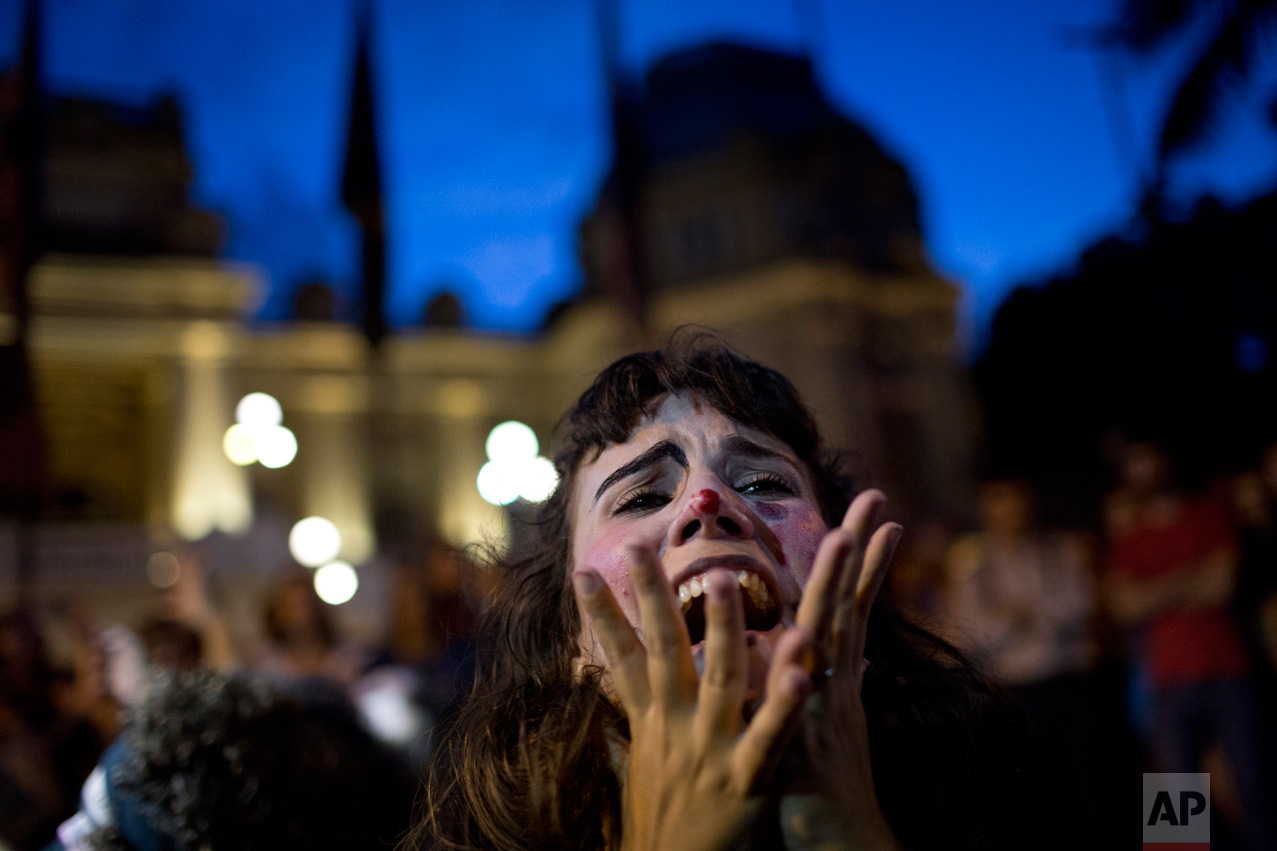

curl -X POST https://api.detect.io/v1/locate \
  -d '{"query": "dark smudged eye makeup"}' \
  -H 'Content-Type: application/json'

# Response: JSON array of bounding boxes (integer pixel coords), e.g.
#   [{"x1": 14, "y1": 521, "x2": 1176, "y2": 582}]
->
[
  {"x1": 612, "y1": 486, "x2": 672, "y2": 515},
  {"x1": 736, "y1": 471, "x2": 796, "y2": 496},
  {"x1": 610, "y1": 470, "x2": 796, "y2": 516}
]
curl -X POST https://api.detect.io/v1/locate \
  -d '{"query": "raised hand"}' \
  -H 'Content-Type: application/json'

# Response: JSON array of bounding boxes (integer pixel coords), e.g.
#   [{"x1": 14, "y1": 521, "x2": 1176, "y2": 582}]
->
[
  {"x1": 782, "y1": 489, "x2": 904, "y2": 851},
  {"x1": 574, "y1": 543, "x2": 813, "y2": 851}
]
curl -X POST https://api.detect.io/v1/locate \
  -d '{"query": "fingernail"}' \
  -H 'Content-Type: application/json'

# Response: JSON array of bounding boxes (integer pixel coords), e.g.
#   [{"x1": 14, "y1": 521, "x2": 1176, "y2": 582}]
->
[
  {"x1": 706, "y1": 569, "x2": 732, "y2": 601},
  {"x1": 868, "y1": 494, "x2": 885, "y2": 525},
  {"x1": 572, "y1": 571, "x2": 602, "y2": 595}
]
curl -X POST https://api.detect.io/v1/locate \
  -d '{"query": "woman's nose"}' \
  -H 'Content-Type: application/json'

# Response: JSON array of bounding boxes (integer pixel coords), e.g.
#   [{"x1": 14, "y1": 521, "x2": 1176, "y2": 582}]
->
[{"x1": 672, "y1": 487, "x2": 755, "y2": 545}]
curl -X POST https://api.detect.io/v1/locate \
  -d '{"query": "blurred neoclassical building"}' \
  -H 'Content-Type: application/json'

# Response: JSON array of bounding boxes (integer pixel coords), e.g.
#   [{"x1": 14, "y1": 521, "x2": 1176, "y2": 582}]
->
[
  {"x1": 579, "y1": 43, "x2": 975, "y2": 519},
  {"x1": 3, "y1": 40, "x2": 975, "y2": 625}
]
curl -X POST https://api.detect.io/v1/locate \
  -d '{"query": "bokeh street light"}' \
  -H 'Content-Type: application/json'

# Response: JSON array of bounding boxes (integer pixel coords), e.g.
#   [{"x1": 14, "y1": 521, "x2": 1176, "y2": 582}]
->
[
  {"x1": 289, "y1": 516, "x2": 342, "y2": 567},
  {"x1": 255, "y1": 425, "x2": 298, "y2": 468},
  {"x1": 485, "y1": 420, "x2": 538, "y2": 463},
  {"x1": 235, "y1": 392, "x2": 283, "y2": 428},
  {"x1": 222, "y1": 424, "x2": 258, "y2": 465},
  {"x1": 223, "y1": 392, "x2": 297, "y2": 468},
  {"x1": 477, "y1": 420, "x2": 559, "y2": 505},
  {"x1": 314, "y1": 560, "x2": 358, "y2": 605}
]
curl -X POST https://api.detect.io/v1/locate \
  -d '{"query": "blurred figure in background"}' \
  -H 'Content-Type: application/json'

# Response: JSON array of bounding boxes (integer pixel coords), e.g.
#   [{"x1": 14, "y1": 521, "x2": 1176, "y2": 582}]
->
[
  {"x1": 258, "y1": 571, "x2": 366, "y2": 686},
  {"x1": 151, "y1": 554, "x2": 236, "y2": 670},
  {"x1": 943, "y1": 480, "x2": 1098, "y2": 686},
  {"x1": 1105, "y1": 442, "x2": 1272, "y2": 851},
  {"x1": 0, "y1": 610, "x2": 62, "y2": 746},
  {"x1": 883, "y1": 517, "x2": 951, "y2": 628},
  {"x1": 1224, "y1": 464, "x2": 1277, "y2": 850},
  {"x1": 1227, "y1": 456, "x2": 1277, "y2": 719},
  {"x1": 941, "y1": 479, "x2": 1119, "y2": 846},
  {"x1": 384, "y1": 543, "x2": 479, "y2": 709},
  {"x1": 50, "y1": 668, "x2": 415, "y2": 851},
  {"x1": 135, "y1": 619, "x2": 203, "y2": 672},
  {"x1": 356, "y1": 542, "x2": 483, "y2": 768},
  {"x1": 0, "y1": 610, "x2": 66, "y2": 850},
  {"x1": 0, "y1": 603, "x2": 149, "y2": 851},
  {"x1": 0, "y1": 608, "x2": 131, "y2": 851}
]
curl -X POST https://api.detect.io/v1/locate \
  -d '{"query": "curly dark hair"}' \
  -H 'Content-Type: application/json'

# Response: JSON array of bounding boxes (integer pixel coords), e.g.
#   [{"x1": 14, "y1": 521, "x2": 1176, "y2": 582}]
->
[
  {"x1": 85, "y1": 669, "x2": 414, "y2": 850},
  {"x1": 415, "y1": 332, "x2": 1035, "y2": 851}
]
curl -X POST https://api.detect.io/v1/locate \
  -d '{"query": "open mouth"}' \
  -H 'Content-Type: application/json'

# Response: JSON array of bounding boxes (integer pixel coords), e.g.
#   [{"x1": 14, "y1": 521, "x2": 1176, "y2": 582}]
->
[{"x1": 676, "y1": 570, "x2": 781, "y2": 646}]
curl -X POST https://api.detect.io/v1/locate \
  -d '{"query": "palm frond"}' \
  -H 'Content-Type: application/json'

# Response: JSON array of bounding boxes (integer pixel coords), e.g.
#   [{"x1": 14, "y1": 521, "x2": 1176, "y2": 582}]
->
[
  {"x1": 1158, "y1": 0, "x2": 1277, "y2": 157},
  {"x1": 1107, "y1": 0, "x2": 1213, "y2": 52}
]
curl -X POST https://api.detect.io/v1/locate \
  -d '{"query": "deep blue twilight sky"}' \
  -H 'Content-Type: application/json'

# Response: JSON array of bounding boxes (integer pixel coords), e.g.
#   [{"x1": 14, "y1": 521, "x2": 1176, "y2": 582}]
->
[{"x1": 2, "y1": 0, "x2": 1275, "y2": 349}]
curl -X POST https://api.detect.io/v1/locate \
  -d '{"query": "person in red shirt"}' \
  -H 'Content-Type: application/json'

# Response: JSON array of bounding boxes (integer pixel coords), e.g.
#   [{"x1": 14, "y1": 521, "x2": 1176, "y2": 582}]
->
[{"x1": 1106, "y1": 442, "x2": 1272, "y2": 851}]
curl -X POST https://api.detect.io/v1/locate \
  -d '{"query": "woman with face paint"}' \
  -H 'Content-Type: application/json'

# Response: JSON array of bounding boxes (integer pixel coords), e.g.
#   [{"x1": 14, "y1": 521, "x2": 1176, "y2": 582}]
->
[{"x1": 413, "y1": 334, "x2": 1039, "y2": 851}]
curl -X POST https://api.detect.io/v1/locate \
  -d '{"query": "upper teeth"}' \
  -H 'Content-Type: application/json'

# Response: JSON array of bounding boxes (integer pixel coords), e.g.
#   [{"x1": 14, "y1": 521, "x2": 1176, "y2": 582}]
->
[{"x1": 676, "y1": 570, "x2": 775, "y2": 612}]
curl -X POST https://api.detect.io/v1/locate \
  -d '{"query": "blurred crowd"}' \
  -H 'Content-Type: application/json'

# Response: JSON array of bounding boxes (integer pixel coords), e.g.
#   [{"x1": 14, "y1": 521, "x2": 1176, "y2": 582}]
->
[
  {"x1": 2, "y1": 441, "x2": 1276, "y2": 849},
  {"x1": 892, "y1": 440, "x2": 1277, "y2": 850},
  {"x1": 0, "y1": 542, "x2": 486, "y2": 850}
]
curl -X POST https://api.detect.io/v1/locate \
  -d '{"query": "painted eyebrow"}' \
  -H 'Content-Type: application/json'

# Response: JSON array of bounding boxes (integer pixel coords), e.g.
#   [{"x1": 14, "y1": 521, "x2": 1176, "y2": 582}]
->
[
  {"x1": 721, "y1": 434, "x2": 795, "y2": 466},
  {"x1": 593, "y1": 440, "x2": 688, "y2": 505}
]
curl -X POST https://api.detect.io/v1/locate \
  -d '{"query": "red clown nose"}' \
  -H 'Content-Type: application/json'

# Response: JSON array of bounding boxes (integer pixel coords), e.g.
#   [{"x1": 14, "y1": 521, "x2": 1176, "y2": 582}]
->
[{"x1": 691, "y1": 489, "x2": 720, "y2": 515}]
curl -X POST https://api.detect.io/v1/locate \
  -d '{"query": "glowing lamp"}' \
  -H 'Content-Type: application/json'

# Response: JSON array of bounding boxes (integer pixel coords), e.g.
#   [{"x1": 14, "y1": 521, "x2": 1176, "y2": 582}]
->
[
  {"x1": 518, "y1": 456, "x2": 559, "y2": 502},
  {"x1": 236, "y1": 392, "x2": 283, "y2": 427},
  {"x1": 289, "y1": 516, "x2": 342, "y2": 567},
  {"x1": 314, "y1": 561, "x2": 358, "y2": 605},
  {"x1": 222, "y1": 424, "x2": 259, "y2": 466},
  {"x1": 477, "y1": 420, "x2": 559, "y2": 505},
  {"x1": 485, "y1": 421, "x2": 538, "y2": 463},
  {"x1": 255, "y1": 425, "x2": 298, "y2": 469}
]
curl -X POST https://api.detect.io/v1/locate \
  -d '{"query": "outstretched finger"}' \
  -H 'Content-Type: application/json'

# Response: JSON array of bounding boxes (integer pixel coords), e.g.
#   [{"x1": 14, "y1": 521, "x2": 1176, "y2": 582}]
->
[
  {"x1": 839, "y1": 522, "x2": 902, "y2": 669},
  {"x1": 734, "y1": 626, "x2": 812, "y2": 792},
  {"x1": 830, "y1": 490, "x2": 885, "y2": 666},
  {"x1": 794, "y1": 528, "x2": 853, "y2": 655},
  {"x1": 696, "y1": 569, "x2": 747, "y2": 738},
  {"x1": 626, "y1": 543, "x2": 697, "y2": 705},
  {"x1": 574, "y1": 569, "x2": 650, "y2": 711}
]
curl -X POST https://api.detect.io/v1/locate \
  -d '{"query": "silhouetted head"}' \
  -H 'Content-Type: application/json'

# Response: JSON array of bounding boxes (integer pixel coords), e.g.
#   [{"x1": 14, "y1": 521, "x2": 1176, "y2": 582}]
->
[
  {"x1": 69, "y1": 669, "x2": 413, "y2": 850},
  {"x1": 263, "y1": 573, "x2": 335, "y2": 650},
  {"x1": 977, "y1": 479, "x2": 1035, "y2": 537},
  {"x1": 1119, "y1": 441, "x2": 1173, "y2": 496}
]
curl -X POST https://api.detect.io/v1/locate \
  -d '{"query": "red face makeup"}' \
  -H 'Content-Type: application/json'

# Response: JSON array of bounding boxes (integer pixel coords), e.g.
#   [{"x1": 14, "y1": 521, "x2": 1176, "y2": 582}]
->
[{"x1": 690, "y1": 489, "x2": 720, "y2": 516}]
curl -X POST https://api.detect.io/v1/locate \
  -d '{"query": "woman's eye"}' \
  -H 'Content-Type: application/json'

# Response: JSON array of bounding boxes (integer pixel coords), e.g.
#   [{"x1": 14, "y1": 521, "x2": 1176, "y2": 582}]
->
[
  {"x1": 737, "y1": 473, "x2": 795, "y2": 496},
  {"x1": 613, "y1": 488, "x2": 671, "y2": 515}
]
